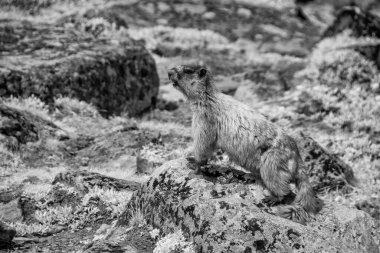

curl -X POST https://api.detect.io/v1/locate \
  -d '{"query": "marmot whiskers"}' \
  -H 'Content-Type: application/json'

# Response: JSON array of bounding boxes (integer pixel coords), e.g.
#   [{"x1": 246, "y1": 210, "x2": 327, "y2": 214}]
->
[{"x1": 168, "y1": 63, "x2": 322, "y2": 223}]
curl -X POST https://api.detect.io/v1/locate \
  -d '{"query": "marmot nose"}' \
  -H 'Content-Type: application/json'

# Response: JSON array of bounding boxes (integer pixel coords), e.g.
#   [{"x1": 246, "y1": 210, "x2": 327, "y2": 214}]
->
[{"x1": 168, "y1": 69, "x2": 176, "y2": 79}]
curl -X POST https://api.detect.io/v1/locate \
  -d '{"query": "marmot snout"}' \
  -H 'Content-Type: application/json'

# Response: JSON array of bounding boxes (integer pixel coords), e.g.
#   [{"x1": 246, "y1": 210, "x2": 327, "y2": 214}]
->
[{"x1": 168, "y1": 64, "x2": 213, "y2": 102}]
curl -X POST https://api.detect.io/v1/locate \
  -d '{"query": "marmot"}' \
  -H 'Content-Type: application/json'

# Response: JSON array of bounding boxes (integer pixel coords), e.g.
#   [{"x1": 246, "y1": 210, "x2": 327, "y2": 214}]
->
[{"x1": 168, "y1": 63, "x2": 322, "y2": 223}]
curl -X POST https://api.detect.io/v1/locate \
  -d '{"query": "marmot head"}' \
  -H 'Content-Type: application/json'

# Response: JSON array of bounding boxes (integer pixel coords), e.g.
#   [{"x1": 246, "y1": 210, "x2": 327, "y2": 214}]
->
[{"x1": 168, "y1": 63, "x2": 215, "y2": 101}]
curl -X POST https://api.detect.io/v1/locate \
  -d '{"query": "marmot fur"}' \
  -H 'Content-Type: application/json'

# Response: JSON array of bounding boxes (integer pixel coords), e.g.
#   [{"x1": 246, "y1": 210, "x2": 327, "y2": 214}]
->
[{"x1": 168, "y1": 63, "x2": 322, "y2": 223}]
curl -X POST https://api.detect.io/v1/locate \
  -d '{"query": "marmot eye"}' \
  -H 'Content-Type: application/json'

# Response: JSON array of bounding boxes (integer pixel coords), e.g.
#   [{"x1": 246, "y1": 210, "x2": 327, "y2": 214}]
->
[{"x1": 183, "y1": 69, "x2": 194, "y2": 74}]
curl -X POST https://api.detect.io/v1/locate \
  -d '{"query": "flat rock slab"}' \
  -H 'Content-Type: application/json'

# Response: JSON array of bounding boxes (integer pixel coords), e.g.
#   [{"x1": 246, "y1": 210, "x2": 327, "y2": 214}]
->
[
  {"x1": 0, "y1": 20, "x2": 159, "y2": 117},
  {"x1": 53, "y1": 170, "x2": 141, "y2": 193},
  {"x1": 118, "y1": 158, "x2": 380, "y2": 253}
]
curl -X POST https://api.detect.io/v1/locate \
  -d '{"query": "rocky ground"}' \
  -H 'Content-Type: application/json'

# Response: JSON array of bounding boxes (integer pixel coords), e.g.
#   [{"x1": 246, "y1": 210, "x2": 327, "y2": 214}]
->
[{"x1": 0, "y1": 0, "x2": 380, "y2": 252}]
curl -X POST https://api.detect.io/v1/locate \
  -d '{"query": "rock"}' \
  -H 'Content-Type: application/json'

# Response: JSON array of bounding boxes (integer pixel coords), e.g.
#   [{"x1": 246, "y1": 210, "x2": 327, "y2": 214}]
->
[
  {"x1": 0, "y1": 103, "x2": 59, "y2": 149},
  {"x1": 155, "y1": 98, "x2": 179, "y2": 111},
  {"x1": 237, "y1": 7, "x2": 252, "y2": 19},
  {"x1": 295, "y1": 131, "x2": 356, "y2": 192},
  {"x1": 344, "y1": 41, "x2": 380, "y2": 70},
  {"x1": 44, "y1": 184, "x2": 82, "y2": 208},
  {"x1": 259, "y1": 24, "x2": 288, "y2": 38},
  {"x1": 0, "y1": 185, "x2": 23, "y2": 203},
  {"x1": 355, "y1": 197, "x2": 380, "y2": 220},
  {"x1": 295, "y1": 91, "x2": 338, "y2": 116},
  {"x1": 0, "y1": 220, "x2": 16, "y2": 249},
  {"x1": 321, "y1": 6, "x2": 380, "y2": 69},
  {"x1": 118, "y1": 158, "x2": 380, "y2": 252},
  {"x1": 83, "y1": 241, "x2": 130, "y2": 253},
  {"x1": 52, "y1": 170, "x2": 141, "y2": 193},
  {"x1": 371, "y1": 82, "x2": 380, "y2": 93},
  {"x1": 0, "y1": 105, "x2": 37, "y2": 146},
  {"x1": 174, "y1": 4, "x2": 206, "y2": 15},
  {"x1": 323, "y1": 6, "x2": 380, "y2": 38},
  {"x1": 157, "y1": 19, "x2": 168, "y2": 25},
  {"x1": 19, "y1": 196, "x2": 38, "y2": 224},
  {"x1": 0, "y1": 20, "x2": 159, "y2": 117},
  {"x1": 295, "y1": 93, "x2": 324, "y2": 116},
  {"x1": 141, "y1": 3, "x2": 155, "y2": 15},
  {"x1": 153, "y1": 230, "x2": 195, "y2": 252},
  {"x1": 55, "y1": 129, "x2": 70, "y2": 141},
  {"x1": 202, "y1": 11, "x2": 216, "y2": 20},
  {"x1": 83, "y1": 8, "x2": 129, "y2": 29},
  {"x1": 157, "y1": 2, "x2": 171, "y2": 12}
]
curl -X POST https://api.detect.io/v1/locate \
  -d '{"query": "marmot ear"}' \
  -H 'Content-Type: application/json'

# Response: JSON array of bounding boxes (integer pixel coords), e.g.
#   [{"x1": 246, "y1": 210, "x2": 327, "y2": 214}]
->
[{"x1": 198, "y1": 68, "x2": 207, "y2": 78}]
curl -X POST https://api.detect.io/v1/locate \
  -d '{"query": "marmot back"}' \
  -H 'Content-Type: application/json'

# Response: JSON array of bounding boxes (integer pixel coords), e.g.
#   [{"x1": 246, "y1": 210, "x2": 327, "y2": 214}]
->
[{"x1": 168, "y1": 63, "x2": 322, "y2": 223}]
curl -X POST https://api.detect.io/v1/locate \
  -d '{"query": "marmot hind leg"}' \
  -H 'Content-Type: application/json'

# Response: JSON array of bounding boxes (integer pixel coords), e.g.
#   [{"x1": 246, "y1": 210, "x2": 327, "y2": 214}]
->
[
  {"x1": 259, "y1": 148, "x2": 314, "y2": 223},
  {"x1": 259, "y1": 148, "x2": 293, "y2": 206}
]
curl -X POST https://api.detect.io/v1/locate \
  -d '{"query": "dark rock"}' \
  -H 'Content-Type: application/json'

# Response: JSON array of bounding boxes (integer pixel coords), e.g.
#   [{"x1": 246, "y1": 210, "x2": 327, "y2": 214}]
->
[
  {"x1": 295, "y1": 0, "x2": 314, "y2": 4},
  {"x1": 52, "y1": 170, "x2": 141, "y2": 193},
  {"x1": 0, "y1": 104, "x2": 38, "y2": 145},
  {"x1": 118, "y1": 158, "x2": 379, "y2": 252},
  {"x1": 136, "y1": 153, "x2": 157, "y2": 175},
  {"x1": 243, "y1": 60, "x2": 306, "y2": 99},
  {"x1": 0, "y1": 0, "x2": 51, "y2": 13},
  {"x1": 355, "y1": 197, "x2": 380, "y2": 220},
  {"x1": 295, "y1": 91, "x2": 339, "y2": 116},
  {"x1": 345, "y1": 42, "x2": 380, "y2": 70},
  {"x1": 45, "y1": 184, "x2": 82, "y2": 209},
  {"x1": 321, "y1": 5, "x2": 380, "y2": 69},
  {"x1": 19, "y1": 196, "x2": 38, "y2": 224},
  {"x1": 0, "y1": 104, "x2": 58, "y2": 149},
  {"x1": 323, "y1": 6, "x2": 380, "y2": 38},
  {"x1": 295, "y1": 91, "x2": 325, "y2": 116},
  {"x1": 0, "y1": 20, "x2": 159, "y2": 117},
  {"x1": 0, "y1": 220, "x2": 16, "y2": 249},
  {"x1": 83, "y1": 8, "x2": 129, "y2": 29},
  {"x1": 82, "y1": 241, "x2": 130, "y2": 253},
  {"x1": 156, "y1": 99, "x2": 179, "y2": 111},
  {"x1": 295, "y1": 131, "x2": 356, "y2": 192}
]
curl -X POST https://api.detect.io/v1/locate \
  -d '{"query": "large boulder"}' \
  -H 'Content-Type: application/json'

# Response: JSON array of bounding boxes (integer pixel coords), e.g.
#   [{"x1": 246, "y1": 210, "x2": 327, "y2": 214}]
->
[
  {"x1": 0, "y1": 20, "x2": 159, "y2": 117},
  {"x1": 118, "y1": 158, "x2": 380, "y2": 253}
]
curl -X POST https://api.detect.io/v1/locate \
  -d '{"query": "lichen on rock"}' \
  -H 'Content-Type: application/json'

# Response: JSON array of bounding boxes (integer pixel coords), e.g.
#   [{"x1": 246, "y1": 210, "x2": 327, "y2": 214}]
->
[{"x1": 118, "y1": 158, "x2": 380, "y2": 252}]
